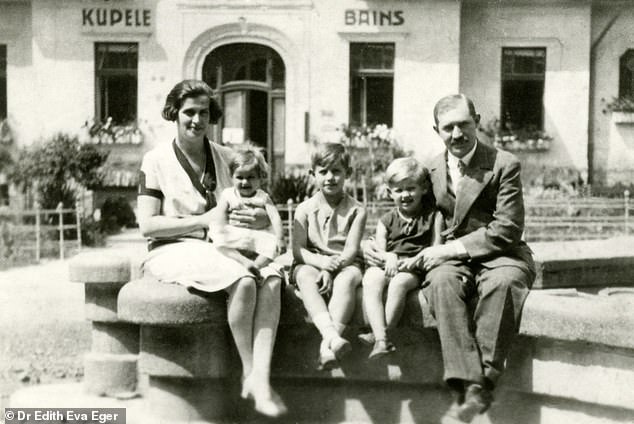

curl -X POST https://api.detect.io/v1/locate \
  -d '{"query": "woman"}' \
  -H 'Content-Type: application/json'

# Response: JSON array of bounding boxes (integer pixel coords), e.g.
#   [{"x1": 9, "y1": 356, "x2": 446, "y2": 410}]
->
[{"x1": 137, "y1": 79, "x2": 287, "y2": 418}]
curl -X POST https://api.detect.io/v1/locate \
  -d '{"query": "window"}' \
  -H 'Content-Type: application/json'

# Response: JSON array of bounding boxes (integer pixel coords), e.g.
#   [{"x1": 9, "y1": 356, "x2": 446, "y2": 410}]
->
[
  {"x1": 350, "y1": 43, "x2": 394, "y2": 127},
  {"x1": 619, "y1": 49, "x2": 634, "y2": 98},
  {"x1": 0, "y1": 45, "x2": 6, "y2": 120},
  {"x1": 501, "y1": 47, "x2": 546, "y2": 130},
  {"x1": 95, "y1": 43, "x2": 138, "y2": 124}
]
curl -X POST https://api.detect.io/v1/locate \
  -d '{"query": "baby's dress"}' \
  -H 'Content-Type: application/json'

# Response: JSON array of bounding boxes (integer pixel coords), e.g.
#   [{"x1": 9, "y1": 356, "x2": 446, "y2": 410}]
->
[
  {"x1": 208, "y1": 187, "x2": 283, "y2": 280},
  {"x1": 140, "y1": 139, "x2": 255, "y2": 293}
]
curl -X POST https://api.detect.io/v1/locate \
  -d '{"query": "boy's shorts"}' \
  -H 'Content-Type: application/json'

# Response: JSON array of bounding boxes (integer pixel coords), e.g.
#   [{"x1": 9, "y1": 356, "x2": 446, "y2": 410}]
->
[{"x1": 289, "y1": 259, "x2": 364, "y2": 286}]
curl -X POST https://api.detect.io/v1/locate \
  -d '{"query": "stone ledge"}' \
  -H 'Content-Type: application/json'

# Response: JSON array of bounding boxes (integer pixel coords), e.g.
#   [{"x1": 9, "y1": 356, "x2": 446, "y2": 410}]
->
[
  {"x1": 69, "y1": 252, "x2": 131, "y2": 284},
  {"x1": 118, "y1": 279, "x2": 227, "y2": 325},
  {"x1": 519, "y1": 290, "x2": 634, "y2": 349},
  {"x1": 531, "y1": 237, "x2": 634, "y2": 289}
]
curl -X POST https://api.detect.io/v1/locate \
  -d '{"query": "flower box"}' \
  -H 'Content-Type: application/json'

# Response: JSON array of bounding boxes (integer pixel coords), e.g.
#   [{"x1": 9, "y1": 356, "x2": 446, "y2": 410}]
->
[{"x1": 611, "y1": 111, "x2": 634, "y2": 124}]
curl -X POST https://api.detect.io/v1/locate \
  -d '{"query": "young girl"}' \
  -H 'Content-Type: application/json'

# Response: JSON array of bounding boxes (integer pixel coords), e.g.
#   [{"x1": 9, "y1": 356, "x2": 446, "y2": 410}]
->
[
  {"x1": 292, "y1": 142, "x2": 367, "y2": 370},
  {"x1": 360, "y1": 157, "x2": 440, "y2": 359},
  {"x1": 209, "y1": 145, "x2": 285, "y2": 286}
]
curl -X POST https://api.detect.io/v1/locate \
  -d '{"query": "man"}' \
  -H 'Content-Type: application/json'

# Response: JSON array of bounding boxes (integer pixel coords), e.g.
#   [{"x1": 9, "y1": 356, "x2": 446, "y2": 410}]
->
[{"x1": 419, "y1": 94, "x2": 535, "y2": 422}]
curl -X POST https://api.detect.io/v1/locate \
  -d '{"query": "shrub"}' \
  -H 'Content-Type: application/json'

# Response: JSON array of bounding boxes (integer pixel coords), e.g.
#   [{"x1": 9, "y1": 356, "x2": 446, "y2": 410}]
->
[
  {"x1": 270, "y1": 172, "x2": 313, "y2": 204},
  {"x1": 80, "y1": 216, "x2": 107, "y2": 247},
  {"x1": 99, "y1": 196, "x2": 136, "y2": 234},
  {"x1": 7, "y1": 133, "x2": 108, "y2": 209}
]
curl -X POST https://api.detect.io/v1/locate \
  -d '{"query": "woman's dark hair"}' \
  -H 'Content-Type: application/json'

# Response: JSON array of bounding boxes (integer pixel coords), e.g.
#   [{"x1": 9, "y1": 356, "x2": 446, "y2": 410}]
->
[{"x1": 162, "y1": 79, "x2": 223, "y2": 123}]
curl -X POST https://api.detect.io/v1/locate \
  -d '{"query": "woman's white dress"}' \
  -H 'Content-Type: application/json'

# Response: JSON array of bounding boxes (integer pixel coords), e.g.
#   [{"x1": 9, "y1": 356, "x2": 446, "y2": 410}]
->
[{"x1": 139, "y1": 139, "x2": 254, "y2": 292}]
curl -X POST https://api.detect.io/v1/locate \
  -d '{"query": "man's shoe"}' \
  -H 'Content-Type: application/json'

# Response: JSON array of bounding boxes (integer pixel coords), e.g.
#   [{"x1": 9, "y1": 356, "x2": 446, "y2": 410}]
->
[{"x1": 455, "y1": 384, "x2": 493, "y2": 422}]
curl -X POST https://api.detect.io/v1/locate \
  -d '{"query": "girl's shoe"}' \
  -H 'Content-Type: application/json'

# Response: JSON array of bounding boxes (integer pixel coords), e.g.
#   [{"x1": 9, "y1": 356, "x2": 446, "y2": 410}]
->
[
  {"x1": 368, "y1": 339, "x2": 396, "y2": 360},
  {"x1": 357, "y1": 332, "x2": 376, "y2": 346}
]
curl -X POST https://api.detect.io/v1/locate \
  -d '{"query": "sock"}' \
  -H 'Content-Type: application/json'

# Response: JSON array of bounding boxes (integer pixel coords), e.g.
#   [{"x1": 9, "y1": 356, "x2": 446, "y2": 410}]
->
[
  {"x1": 333, "y1": 322, "x2": 346, "y2": 335},
  {"x1": 313, "y1": 312, "x2": 338, "y2": 341}
]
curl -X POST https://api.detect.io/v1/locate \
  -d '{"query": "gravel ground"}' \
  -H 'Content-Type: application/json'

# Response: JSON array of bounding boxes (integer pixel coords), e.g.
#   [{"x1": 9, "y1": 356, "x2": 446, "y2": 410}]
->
[{"x1": 0, "y1": 232, "x2": 146, "y2": 408}]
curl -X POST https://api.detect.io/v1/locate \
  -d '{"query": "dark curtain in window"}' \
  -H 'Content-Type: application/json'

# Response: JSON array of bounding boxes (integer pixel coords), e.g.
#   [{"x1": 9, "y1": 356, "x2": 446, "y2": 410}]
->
[{"x1": 95, "y1": 43, "x2": 138, "y2": 124}]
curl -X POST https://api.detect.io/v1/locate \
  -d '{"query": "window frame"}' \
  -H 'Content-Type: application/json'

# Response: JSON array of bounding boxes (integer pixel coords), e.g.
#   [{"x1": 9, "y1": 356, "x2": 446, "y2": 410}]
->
[
  {"x1": 500, "y1": 46, "x2": 546, "y2": 130},
  {"x1": 349, "y1": 42, "x2": 395, "y2": 127},
  {"x1": 619, "y1": 49, "x2": 634, "y2": 99},
  {"x1": 0, "y1": 44, "x2": 7, "y2": 120},
  {"x1": 94, "y1": 42, "x2": 139, "y2": 124}
]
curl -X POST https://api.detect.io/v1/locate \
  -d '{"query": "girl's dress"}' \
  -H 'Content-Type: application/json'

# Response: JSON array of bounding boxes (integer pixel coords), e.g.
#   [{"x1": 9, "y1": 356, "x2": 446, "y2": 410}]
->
[
  {"x1": 209, "y1": 187, "x2": 283, "y2": 280},
  {"x1": 139, "y1": 138, "x2": 253, "y2": 293},
  {"x1": 380, "y1": 205, "x2": 435, "y2": 273}
]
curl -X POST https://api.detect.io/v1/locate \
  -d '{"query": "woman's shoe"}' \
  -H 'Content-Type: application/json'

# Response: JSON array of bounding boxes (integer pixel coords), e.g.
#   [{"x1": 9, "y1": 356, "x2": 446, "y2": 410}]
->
[
  {"x1": 368, "y1": 339, "x2": 396, "y2": 360},
  {"x1": 253, "y1": 388, "x2": 288, "y2": 418},
  {"x1": 241, "y1": 377, "x2": 288, "y2": 418}
]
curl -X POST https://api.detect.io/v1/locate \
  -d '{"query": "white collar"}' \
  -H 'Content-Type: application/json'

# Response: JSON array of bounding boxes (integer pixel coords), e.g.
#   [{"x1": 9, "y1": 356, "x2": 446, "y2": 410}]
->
[{"x1": 447, "y1": 140, "x2": 478, "y2": 169}]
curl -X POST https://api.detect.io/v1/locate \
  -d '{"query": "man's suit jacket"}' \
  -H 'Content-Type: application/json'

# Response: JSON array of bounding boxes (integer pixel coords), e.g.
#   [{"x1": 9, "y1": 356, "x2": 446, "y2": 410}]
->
[{"x1": 428, "y1": 142, "x2": 535, "y2": 277}]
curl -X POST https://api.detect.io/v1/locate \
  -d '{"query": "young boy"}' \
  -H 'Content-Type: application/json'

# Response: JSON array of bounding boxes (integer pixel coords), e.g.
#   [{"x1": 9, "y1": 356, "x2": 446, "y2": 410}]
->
[{"x1": 292, "y1": 142, "x2": 367, "y2": 370}]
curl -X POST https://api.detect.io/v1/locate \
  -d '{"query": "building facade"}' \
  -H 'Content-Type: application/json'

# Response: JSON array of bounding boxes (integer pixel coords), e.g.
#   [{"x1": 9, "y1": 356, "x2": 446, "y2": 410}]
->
[{"x1": 1, "y1": 0, "x2": 633, "y2": 207}]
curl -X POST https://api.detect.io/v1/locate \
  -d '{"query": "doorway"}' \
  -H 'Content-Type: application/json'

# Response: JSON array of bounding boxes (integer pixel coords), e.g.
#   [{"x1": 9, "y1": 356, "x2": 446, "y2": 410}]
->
[{"x1": 203, "y1": 43, "x2": 286, "y2": 178}]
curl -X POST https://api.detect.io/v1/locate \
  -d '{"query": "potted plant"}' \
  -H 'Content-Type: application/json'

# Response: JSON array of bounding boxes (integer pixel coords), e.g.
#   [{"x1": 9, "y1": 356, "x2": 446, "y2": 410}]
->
[
  {"x1": 338, "y1": 123, "x2": 409, "y2": 202},
  {"x1": 86, "y1": 118, "x2": 144, "y2": 145},
  {"x1": 481, "y1": 118, "x2": 552, "y2": 152},
  {"x1": 602, "y1": 96, "x2": 634, "y2": 124},
  {"x1": 0, "y1": 118, "x2": 13, "y2": 145}
]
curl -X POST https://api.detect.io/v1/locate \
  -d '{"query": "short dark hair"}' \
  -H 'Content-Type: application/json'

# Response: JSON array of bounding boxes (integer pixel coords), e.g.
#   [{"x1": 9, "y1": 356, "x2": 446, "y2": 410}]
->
[
  {"x1": 162, "y1": 79, "x2": 223, "y2": 123},
  {"x1": 310, "y1": 142, "x2": 351, "y2": 171},
  {"x1": 433, "y1": 94, "x2": 477, "y2": 125}
]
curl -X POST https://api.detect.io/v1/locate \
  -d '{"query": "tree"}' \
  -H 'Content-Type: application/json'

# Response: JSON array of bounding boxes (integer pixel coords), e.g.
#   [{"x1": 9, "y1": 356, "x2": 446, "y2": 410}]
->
[{"x1": 8, "y1": 134, "x2": 109, "y2": 209}]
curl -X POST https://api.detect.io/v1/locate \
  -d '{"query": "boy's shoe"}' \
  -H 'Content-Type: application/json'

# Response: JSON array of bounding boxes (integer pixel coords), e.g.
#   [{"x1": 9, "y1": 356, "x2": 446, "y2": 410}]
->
[
  {"x1": 357, "y1": 332, "x2": 376, "y2": 346},
  {"x1": 318, "y1": 336, "x2": 351, "y2": 370},
  {"x1": 368, "y1": 339, "x2": 396, "y2": 360}
]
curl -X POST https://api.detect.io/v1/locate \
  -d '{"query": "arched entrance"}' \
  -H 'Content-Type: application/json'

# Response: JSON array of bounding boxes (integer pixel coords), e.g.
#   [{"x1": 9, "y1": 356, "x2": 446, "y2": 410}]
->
[{"x1": 203, "y1": 43, "x2": 286, "y2": 177}]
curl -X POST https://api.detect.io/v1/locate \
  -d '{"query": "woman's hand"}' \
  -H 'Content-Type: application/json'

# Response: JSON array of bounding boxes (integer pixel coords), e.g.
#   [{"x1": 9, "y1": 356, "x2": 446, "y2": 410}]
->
[{"x1": 229, "y1": 206, "x2": 270, "y2": 230}]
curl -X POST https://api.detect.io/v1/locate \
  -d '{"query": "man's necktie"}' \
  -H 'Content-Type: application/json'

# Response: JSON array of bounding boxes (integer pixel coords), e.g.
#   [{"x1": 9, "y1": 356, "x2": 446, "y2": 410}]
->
[{"x1": 457, "y1": 159, "x2": 466, "y2": 177}]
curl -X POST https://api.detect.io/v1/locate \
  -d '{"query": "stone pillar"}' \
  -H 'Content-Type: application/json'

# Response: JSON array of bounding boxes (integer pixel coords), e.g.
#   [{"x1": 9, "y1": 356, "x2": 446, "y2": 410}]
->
[
  {"x1": 69, "y1": 253, "x2": 138, "y2": 397},
  {"x1": 117, "y1": 278, "x2": 233, "y2": 422}
]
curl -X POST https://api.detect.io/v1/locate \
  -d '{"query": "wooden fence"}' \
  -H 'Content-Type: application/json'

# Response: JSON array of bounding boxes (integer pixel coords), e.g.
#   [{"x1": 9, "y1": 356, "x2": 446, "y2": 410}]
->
[
  {"x1": 0, "y1": 206, "x2": 82, "y2": 262},
  {"x1": 278, "y1": 191, "x2": 632, "y2": 244}
]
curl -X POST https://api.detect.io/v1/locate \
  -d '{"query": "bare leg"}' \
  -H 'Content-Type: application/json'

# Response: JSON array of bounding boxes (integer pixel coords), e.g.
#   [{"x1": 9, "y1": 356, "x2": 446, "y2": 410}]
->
[
  {"x1": 294, "y1": 264, "x2": 339, "y2": 341},
  {"x1": 294, "y1": 264, "x2": 349, "y2": 365},
  {"x1": 225, "y1": 277, "x2": 257, "y2": 378},
  {"x1": 385, "y1": 272, "x2": 420, "y2": 330},
  {"x1": 329, "y1": 265, "x2": 363, "y2": 328},
  {"x1": 243, "y1": 275, "x2": 287, "y2": 417},
  {"x1": 361, "y1": 266, "x2": 389, "y2": 341}
]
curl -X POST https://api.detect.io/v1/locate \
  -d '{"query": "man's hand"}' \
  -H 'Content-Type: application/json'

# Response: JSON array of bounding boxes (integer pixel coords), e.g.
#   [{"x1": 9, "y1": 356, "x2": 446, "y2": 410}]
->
[
  {"x1": 229, "y1": 206, "x2": 270, "y2": 230},
  {"x1": 398, "y1": 255, "x2": 419, "y2": 272},
  {"x1": 317, "y1": 270, "x2": 333, "y2": 296},
  {"x1": 362, "y1": 240, "x2": 385, "y2": 268},
  {"x1": 419, "y1": 244, "x2": 460, "y2": 271},
  {"x1": 384, "y1": 253, "x2": 399, "y2": 279}
]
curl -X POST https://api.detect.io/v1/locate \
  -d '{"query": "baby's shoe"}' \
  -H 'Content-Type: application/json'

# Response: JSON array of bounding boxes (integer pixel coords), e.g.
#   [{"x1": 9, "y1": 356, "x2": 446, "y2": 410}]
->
[
  {"x1": 318, "y1": 339, "x2": 337, "y2": 371},
  {"x1": 368, "y1": 338, "x2": 396, "y2": 360}
]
